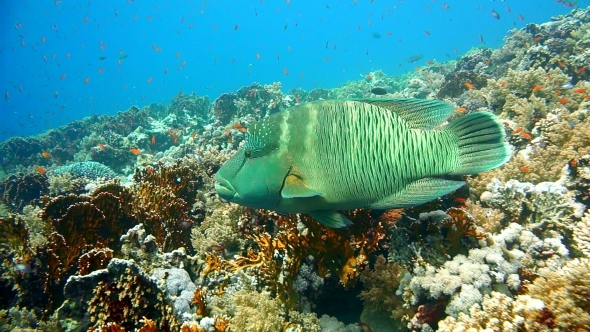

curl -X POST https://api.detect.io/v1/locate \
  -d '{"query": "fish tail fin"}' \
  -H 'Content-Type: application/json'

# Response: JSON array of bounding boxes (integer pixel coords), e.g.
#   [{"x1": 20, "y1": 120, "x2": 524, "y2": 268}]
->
[{"x1": 447, "y1": 112, "x2": 512, "y2": 175}]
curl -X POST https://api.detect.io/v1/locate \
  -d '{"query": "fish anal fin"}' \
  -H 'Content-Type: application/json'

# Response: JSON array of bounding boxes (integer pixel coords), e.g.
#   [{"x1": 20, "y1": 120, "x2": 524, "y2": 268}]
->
[
  {"x1": 281, "y1": 174, "x2": 323, "y2": 198},
  {"x1": 369, "y1": 178, "x2": 465, "y2": 209},
  {"x1": 308, "y1": 210, "x2": 353, "y2": 228}
]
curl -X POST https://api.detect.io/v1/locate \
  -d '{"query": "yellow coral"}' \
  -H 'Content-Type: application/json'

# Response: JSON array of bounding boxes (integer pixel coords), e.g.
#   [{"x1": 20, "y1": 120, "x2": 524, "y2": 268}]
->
[
  {"x1": 230, "y1": 289, "x2": 285, "y2": 332},
  {"x1": 574, "y1": 212, "x2": 590, "y2": 257}
]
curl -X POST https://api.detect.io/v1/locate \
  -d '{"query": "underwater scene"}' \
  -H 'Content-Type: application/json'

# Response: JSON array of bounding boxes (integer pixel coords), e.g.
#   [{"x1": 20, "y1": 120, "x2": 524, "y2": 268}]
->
[{"x1": 1, "y1": 1, "x2": 590, "y2": 331}]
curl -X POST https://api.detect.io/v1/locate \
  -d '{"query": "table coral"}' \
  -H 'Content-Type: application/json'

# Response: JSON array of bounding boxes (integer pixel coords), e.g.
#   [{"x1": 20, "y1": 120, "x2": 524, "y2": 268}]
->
[{"x1": 52, "y1": 161, "x2": 118, "y2": 180}]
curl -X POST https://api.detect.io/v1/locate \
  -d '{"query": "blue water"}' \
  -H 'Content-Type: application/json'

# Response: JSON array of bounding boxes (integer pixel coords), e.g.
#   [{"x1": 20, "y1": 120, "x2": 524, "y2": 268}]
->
[{"x1": 0, "y1": 0, "x2": 581, "y2": 141}]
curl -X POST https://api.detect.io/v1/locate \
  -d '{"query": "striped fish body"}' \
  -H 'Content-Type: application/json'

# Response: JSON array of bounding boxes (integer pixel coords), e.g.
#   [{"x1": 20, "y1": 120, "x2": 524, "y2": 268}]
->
[
  {"x1": 275, "y1": 100, "x2": 458, "y2": 212},
  {"x1": 215, "y1": 98, "x2": 511, "y2": 228}
]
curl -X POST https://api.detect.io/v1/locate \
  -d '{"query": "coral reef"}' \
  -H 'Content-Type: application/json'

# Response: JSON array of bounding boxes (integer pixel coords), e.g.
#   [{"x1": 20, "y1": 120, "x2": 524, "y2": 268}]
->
[{"x1": 1, "y1": 5, "x2": 590, "y2": 331}]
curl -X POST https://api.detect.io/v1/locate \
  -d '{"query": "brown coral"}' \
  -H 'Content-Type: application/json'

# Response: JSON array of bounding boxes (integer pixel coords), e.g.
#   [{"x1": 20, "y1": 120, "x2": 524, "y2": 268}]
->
[
  {"x1": 0, "y1": 172, "x2": 49, "y2": 213},
  {"x1": 133, "y1": 160, "x2": 203, "y2": 252}
]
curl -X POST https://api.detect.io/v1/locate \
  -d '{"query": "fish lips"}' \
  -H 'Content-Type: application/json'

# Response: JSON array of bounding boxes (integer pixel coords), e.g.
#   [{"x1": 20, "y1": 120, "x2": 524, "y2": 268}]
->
[{"x1": 215, "y1": 178, "x2": 237, "y2": 203}]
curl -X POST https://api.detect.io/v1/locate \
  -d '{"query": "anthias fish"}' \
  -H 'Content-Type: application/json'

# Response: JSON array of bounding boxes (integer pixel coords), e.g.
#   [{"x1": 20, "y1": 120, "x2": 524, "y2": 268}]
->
[{"x1": 215, "y1": 98, "x2": 511, "y2": 228}]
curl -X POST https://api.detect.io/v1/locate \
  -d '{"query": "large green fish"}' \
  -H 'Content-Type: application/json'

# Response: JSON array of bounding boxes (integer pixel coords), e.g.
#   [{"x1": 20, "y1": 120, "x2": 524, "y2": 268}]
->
[{"x1": 215, "y1": 98, "x2": 511, "y2": 228}]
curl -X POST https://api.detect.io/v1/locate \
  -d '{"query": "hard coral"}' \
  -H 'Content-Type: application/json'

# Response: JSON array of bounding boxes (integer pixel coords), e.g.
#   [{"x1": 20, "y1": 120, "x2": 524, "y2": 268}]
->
[
  {"x1": 0, "y1": 172, "x2": 49, "y2": 213},
  {"x1": 526, "y1": 258, "x2": 590, "y2": 330},
  {"x1": 57, "y1": 258, "x2": 180, "y2": 331},
  {"x1": 52, "y1": 161, "x2": 118, "y2": 180},
  {"x1": 230, "y1": 289, "x2": 285, "y2": 332},
  {"x1": 226, "y1": 208, "x2": 387, "y2": 311},
  {"x1": 133, "y1": 160, "x2": 203, "y2": 253},
  {"x1": 358, "y1": 256, "x2": 408, "y2": 331},
  {"x1": 212, "y1": 93, "x2": 239, "y2": 125}
]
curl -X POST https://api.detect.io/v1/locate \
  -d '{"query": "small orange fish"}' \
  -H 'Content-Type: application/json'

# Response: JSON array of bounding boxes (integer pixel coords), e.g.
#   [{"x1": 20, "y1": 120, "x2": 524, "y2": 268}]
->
[
  {"x1": 555, "y1": 90, "x2": 562, "y2": 96},
  {"x1": 295, "y1": 96, "x2": 301, "y2": 103},
  {"x1": 191, "y1": 132, "x2": 197, "y2": 139},
  {"x1": 456, "y1": 107, "x2": 467, "y2": 112},
  {"x1": 224, "y1": 129, "x2": 231, "y2": 137},
  {"x1": 585, "y1": 95, "x2": 590, "y2": 100},
  {"x1": 533, "y1": 36, "x2": 543, "y2": 43},
  {"x1": 41, "y1": 151, "x2": 51, "y2": 159},
  {"x1": 464, "y1": 82, "x2": 474, "y2": 89},
  {"x1": 574, "y1": 88, "x2": 586, "y2": 93},
  {"x1": 233, "y1": 123, "x2": 247, "y2": 133},
  {"x1": 520, "y1": 166, "x2": 530, "y2": 172},
  {"x1": 84, "y1": 77, "x2": 90, "y2": 84},
  {"x1": 558, "y1": 98, "x2": 568, "y2": 104},
  {"x1": 513, "y1": 127, "x2": 523, "y2": 134},
  {"x1": 129, "y1": 148, "x2": 141, "y2": 155},
  {"x1": 521, "y1": 133, "x2": 532, "y2": 140},
  {"x1": 500, "y1": 81, "x2": 506, "y2": 87},
  {"x1": 36, "y1": 166, "x2": 47, "y2": 174},
  {"x1": 151, "y1": 135, "x2": 156, "y2": 144},
  {"x1": 173, "y1": 137, "x2": 178, "y2": 144},
  {"x1": 97, "y1": 142, "x2": 107, "y2": 151},
  {"x1": 531, "y1": 85, "x2": 543, "y2": 92},
  {"x1": 557, "y1": 61, "x2": 565, "y2": 67},
  {"x1": 577, "y1": 66, "x2": 585, "y2": 73}
]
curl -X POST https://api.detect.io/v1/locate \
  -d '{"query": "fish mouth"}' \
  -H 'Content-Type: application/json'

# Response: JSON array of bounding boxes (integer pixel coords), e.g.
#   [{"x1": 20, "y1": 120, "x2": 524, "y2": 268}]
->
[{"x1": 215, "y1": 178, "x2": 237, "y2": 202}]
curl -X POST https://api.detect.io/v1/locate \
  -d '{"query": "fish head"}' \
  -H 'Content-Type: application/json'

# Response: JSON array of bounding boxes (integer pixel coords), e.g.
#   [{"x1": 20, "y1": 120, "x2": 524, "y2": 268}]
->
[{"x1": 215, "y1": 118, "x2": 289, "y2": 209}]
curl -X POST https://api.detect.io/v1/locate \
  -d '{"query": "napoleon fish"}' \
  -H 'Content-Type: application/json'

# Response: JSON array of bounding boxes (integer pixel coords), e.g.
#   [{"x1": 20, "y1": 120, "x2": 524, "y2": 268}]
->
[{"x1": 215, "y1": 98, "x2": 511, "y2": 228}]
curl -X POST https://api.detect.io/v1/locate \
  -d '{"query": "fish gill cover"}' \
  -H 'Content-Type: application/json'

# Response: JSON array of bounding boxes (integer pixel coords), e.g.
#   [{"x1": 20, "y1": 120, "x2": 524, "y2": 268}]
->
[{"x1": 1, "y1": 1, "x2": 590, "y2": 332}]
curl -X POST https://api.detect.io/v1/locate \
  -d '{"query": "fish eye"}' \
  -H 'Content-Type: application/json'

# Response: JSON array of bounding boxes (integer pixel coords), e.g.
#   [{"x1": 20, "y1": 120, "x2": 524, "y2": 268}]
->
[{"x1": 244, "y1": 148, "x2": 252, "y2": 158}]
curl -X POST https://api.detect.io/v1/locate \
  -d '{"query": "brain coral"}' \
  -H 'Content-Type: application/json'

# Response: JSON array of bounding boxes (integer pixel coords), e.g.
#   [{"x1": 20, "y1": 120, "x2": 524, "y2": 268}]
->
[{"x1": 52, "y1": 161, "x2": 118, "y2": 180}]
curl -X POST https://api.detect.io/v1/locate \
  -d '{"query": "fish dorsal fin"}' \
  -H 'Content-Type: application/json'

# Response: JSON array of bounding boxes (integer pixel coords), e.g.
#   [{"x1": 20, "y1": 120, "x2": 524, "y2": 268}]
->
[
  {"x1": 353, "y1": 98, "x2": 454, "y2": 129},
  {"x1": 281, "y1": 174, "x2": 323, "y2": 198}
]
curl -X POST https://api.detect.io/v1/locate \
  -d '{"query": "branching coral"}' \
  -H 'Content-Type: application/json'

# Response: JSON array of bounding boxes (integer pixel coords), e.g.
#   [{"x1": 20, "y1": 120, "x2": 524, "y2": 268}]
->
[
  {"x1": 525, "y1": 258, "x2": 590, "y2": 330},
  {"x1": 133, "y1": 160, "x2": 203, "y2": 252},
  {"x1": 388, "y1": 208, "x2": 484, "y2": 267},
  {"x1": 574, "y1": 212, "x2": 590, "y2": 257},
  {"x1": 229, "y1": 289, "x2": 285, "y2": 332},
  {"x1": 438, "y1": 258, "x2": 590, "y2": 332},
  {"x1": 358, "y1": 256, "x2": 409, "y2": 331},
  {"x1": 479, "y1": 179, "x2": 585, "y2": 250}
]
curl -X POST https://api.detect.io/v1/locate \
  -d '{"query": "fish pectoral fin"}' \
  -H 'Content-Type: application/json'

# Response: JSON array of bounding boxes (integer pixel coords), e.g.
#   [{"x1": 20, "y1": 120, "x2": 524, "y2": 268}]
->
[
  {"x1": 281, "y1": 174, "x2": 323, "y2": 198},
  {"x1": 308, "y1": 210, "x2": 353, "y2": 228},
  {"x1": 368, "y1": 178, "x2": 466, "y2": 209}
]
